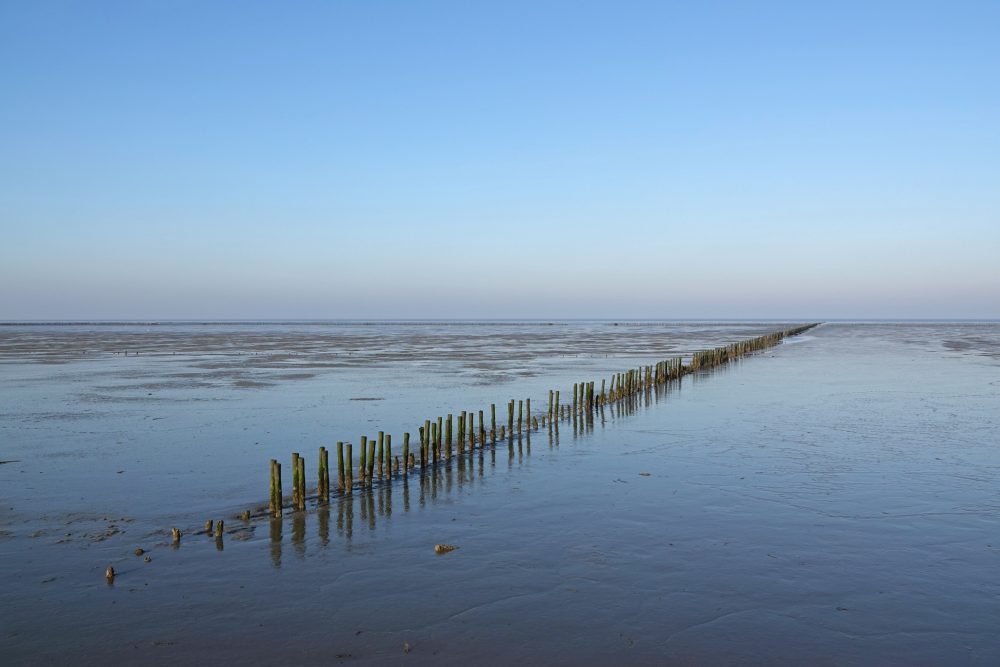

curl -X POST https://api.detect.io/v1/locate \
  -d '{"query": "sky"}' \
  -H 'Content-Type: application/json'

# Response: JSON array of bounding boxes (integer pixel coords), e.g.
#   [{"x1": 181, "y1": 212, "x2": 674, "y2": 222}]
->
[{"x1": 1, "y1": 1, "x2": 998, "y2": 320}]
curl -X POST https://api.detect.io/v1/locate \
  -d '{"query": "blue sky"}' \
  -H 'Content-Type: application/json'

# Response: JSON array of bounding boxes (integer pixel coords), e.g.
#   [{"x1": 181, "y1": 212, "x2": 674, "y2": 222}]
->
[{"x1": 1, "y1": 1, "x2": 997, "y2": 319}]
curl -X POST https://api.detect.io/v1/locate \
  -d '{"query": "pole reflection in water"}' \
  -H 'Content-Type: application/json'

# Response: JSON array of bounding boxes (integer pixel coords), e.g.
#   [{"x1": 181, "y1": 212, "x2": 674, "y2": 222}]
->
[
  {"x1": 292, "y1": 511, "x2": 305, "y2": 558},
  {"x1": 270, "y1": 518, "x2": 282, "y2": 568},
  {"x1": 261, "y1": 406, "x2": 579, "y2": 567},
  {"x1": 318, "y1": 505, "x2": 329, "y2": 548},
  {"x1": 365, "y1": 491, "x2": 375, "y2": 531}
]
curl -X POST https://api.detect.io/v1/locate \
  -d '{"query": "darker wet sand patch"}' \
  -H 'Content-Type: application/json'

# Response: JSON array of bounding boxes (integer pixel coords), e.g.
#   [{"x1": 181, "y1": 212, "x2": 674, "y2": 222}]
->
[
  {"x1": 349, "y1": 397, "x2": 384, "y2": 401},
  {"x1": 233, "y1": 380, "x2": 274, "y2": 389}
]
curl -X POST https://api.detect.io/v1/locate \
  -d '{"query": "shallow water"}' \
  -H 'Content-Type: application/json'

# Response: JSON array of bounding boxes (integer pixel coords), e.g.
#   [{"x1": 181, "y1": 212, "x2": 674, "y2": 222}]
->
[{"x1": 2, "y1": 321, "x2": 999, "y2": 665}]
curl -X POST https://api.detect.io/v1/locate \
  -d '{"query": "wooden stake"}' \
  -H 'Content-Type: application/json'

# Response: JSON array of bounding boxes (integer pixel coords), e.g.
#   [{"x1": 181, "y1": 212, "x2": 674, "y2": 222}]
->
[
  {"x1": 337, "y1": 442, "x2": 345, "y2": 491},
  {"x1": 366, "y1": 438, "x2": 375, "y2": 486},
  {"x1": 291, "y1": 452, "x2": 300, "y2": 508},
  {"x1": 345, "y1": 444, "x2": 353, "y2": 493},
  {"x1": 297, "y1": 456, "x2": 305, "y2": 510},
  {"x1": 385, "y1": 434, "x2": 392, "y2": 479},
  {"x1": 359, "y1": 436, "x2": 368, "y2": 485},
  {"x1": 377, "y1": 431, "x2": 384, "y2": 479}
]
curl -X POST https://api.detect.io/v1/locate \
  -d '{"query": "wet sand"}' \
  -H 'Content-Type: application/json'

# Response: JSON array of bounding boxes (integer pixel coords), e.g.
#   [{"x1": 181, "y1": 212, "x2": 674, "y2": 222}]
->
[{"x1": 2, "y1": 322, "x2": 999, "y2": 665}]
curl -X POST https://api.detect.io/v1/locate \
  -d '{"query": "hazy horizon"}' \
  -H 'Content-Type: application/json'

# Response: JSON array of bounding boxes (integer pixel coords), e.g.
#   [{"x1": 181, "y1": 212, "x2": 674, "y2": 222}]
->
[{"x1": 2, "y1": 2, "x2": 998, "y2": 320}]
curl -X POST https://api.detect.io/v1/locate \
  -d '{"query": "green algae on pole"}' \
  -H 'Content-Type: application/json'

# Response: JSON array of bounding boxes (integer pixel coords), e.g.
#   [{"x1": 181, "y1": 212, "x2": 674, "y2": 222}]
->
[
  {"x1": 377, "y1": 431, "x2": 385, "y2": 479},
  {"x1": 419, "y1": 426, "x2": 427, "y2": 469},
  {"x1": 385, "y1": 435, "x2": 392, "y2": 479},
  {"x1": 291, "y1": 452, "x2": 301, "y2": 509},
  {"x1": 272, "y1": 460, "x2": 282, "y2": 517},
  {"x1": 431, "y1": 422, "x2": 438, "y2": 462},
  {"x1": 336, "y1": 442, "x2": 345, "y2": 491},
  {"x1": 446, "y1": 414, "x2": 453, "y2": 452},
  {"x1": 318, "y1": 446, "x2": 329, "y2": 503},
  {"x1": 269, "y1": 459, "x2": 280, "y2": 518},
  {"x1": 345, "y1": 444, "x2": 353, "y2": 493},
  {"x1": 358, "y1": 435, "x2": 368, "y2": 486},
  {"x1": 436, "y1": 417, "x2": 443, "y2": 457},
  {"x1": 366, "y1": 438, "x2": 376, "y2": 487},
  {"x1": 296, "y1": 455, "x2": 305, "y2": 511}
]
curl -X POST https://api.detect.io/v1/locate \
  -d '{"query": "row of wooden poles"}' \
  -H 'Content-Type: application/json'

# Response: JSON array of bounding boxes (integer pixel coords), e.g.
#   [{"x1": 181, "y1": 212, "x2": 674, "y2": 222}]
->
[{"x1": 266, "y1": 323, "x2": 819, "y2": 518}]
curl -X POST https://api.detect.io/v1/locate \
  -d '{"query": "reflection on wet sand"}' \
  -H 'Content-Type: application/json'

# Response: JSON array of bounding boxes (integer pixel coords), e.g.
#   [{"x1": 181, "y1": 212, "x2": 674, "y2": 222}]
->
[{"x1": 264, "y1": 379, "x2": 684, "y2": 567}]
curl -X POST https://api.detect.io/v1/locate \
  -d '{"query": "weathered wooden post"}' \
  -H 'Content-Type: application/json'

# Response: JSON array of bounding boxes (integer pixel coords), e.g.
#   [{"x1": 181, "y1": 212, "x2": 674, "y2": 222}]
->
[
  {"x1": 297, "y1": 455, "x2": 305, "y2": 510},
  {"x1": 366, "y1": 438, "x2": 376, "y2": 486},
  {"x1": 336, "y1": 442, "x2": 345, "y2": 490},
  {"x1": 291, "y1": 452, "x2": 301, "y2": 508},
  {"x1": 377, "y1": 431, "x2": 385, "y2": 479},
  {"x1": 359, "y1": 436, "x2": 368, "y2": 485},
  {"x1": 345, "y1": 444, "x2": 353, "y2": 493}
]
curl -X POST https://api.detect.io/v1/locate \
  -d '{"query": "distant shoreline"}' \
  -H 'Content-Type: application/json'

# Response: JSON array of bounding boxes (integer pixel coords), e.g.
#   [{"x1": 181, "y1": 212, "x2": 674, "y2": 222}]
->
[{"x1": 0, "y1": 318, "x2": 997, "y2": 326}]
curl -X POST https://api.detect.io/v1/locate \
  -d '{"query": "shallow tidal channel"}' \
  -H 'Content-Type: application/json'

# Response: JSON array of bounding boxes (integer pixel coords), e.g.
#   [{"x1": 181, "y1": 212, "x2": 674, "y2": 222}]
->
[{"x1": 2, "y1": 321, "x2": 999, "y2": 665}]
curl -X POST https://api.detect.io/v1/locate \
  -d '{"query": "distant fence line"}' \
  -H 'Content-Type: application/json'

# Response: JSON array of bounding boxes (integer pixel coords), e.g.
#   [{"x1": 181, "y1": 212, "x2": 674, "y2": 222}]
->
[{"x1": 260, "y1": 323, "x2": 820, "y2": 518}]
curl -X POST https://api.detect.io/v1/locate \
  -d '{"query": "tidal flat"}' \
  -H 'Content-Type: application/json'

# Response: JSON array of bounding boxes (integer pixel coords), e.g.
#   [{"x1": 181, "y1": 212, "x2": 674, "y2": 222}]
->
[{"x1": 1, "y1": 321, "x2": 999, "y2": 665}]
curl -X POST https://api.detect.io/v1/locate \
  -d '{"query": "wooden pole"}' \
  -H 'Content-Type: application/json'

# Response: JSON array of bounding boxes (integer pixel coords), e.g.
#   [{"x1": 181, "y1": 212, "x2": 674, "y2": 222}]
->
[
  {"x1": 431, "y1": 422, "x2": 438, "y2": 462},
  {"x1": 419, "y1": 426, "x2": 426, "y2": 468},
  {"x1": 366, "y1": 438, "x2": 375, "y2": 486},
  {"x1": 345, "y1": 444, "x2": 353, "y2": 493},
  {"x1": 297, "y1": 455, "x2": 305, "y2": 510},
  {"x1": 359, "y1": 436, "x2": 368, "y2": 486},
  {"x1": 337, "y1": 442, "x2": 345, "y2": 491},
  {"x1": 274, "y1": 460, "x2": 282, "y2": 516},
  {"x1": 436, "y1": 417, "x2": 443, "y2": 458},
  {"x1": 377, "y1": 431, "x2": 384, "y2": 479},
  {"x1": 269, "y1": 458, "x2": 278, "y2": 517},
  {"x1": 385, "y1": 434, "x2": 392, "y2": 479},
  {"x1": 319, "y1": 446, "x2": 329, "y2": 502},
  {"x1": 291, "y1": 452, "x2": 300, "y2": 508}
]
